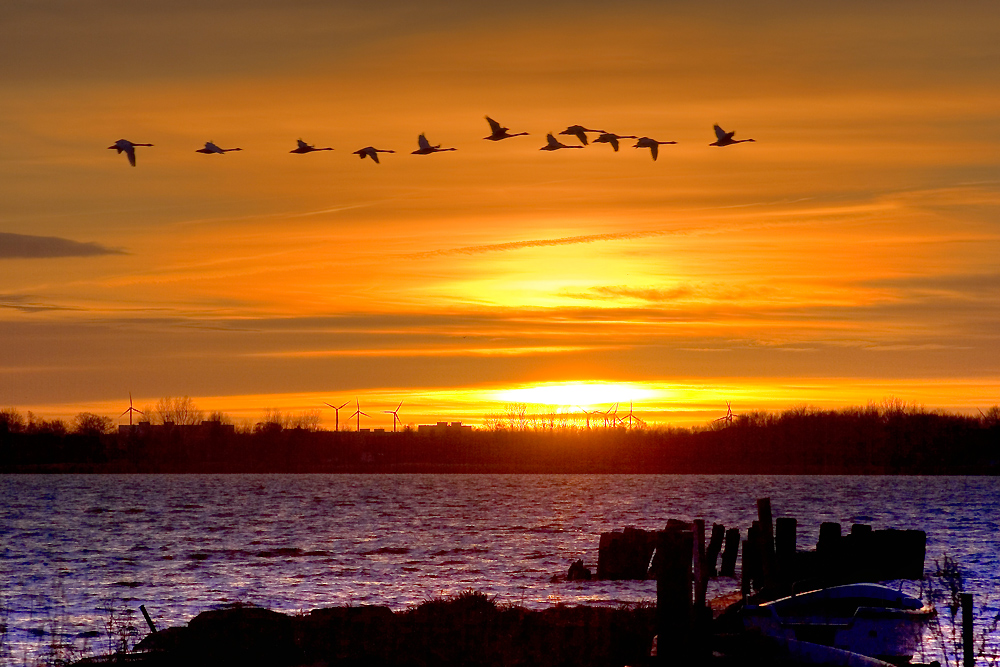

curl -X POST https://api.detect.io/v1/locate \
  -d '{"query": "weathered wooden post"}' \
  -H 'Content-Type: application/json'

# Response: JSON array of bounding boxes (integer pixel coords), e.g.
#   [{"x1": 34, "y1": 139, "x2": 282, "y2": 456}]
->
[
  {"x1": 963, "y1": 593, "x2": 974, "y2": 667},
  {"x1": 706, "y1": 523, "x2": 726, "y2": 577},
  {"x1": 693, "y1": 519, "x2": 707, "y2": 609},
  {"x1": 757, "y1": 498, "x2": 776, "y2": 586},
  {"x1": 720, "y1": 527, "x2": 740, "y2": 577},
  {"x1": 657, "y1": 528, "x2": 694, "y2": 666},
  {"x1": 775, "y1": 517, "x2": 796, "y2": 582},
  {"x1": 746, "y1": 521, "x2": 761, "y2": 591},
  {"x1": 818, "y1": 521, "x2": 842, "y2": 577},
  {"x1": 139, "y1": 604, "x2": 157, "y2": 634}
]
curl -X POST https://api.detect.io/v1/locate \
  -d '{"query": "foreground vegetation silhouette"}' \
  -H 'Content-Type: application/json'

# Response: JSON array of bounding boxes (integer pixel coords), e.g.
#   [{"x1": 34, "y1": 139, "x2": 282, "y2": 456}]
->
[{"x1": 2, "y1": 399, "x2": 997, "y2": 474}]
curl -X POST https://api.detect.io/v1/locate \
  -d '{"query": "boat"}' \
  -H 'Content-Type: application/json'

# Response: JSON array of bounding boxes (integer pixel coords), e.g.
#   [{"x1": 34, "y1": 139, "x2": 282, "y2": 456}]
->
[{"x1": 742, "y1": 583, "x2": 934, "y2": 664}]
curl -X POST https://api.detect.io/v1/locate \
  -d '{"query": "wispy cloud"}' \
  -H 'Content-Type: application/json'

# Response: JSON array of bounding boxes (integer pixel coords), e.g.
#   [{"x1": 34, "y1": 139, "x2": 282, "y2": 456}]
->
[
  {"x1": 0, "y1": 233, "x2": 124, "y2": 259},
  {"x1": 407, "y1": 230, "x2": 672, "y2": 258},
  {"x1": 562, "y1": 284, "x2": 765, "y2": 303},
  {"x1": 0, "y1": 294, "x2": 74, "y2": 313}
]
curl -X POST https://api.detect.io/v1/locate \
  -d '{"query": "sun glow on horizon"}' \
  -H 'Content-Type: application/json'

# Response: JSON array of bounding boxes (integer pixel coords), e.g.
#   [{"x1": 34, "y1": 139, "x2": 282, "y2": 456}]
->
[{"x1": 493, "y1": 381, "x2": 659, "y2": 409}]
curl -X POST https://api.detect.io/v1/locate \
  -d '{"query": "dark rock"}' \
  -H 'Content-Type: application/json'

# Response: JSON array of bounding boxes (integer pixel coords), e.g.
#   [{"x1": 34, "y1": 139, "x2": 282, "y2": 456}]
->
[
  {"x1": 567, "y1": 559, "x2": 592, "y2": 581},
  {"x1": 182, "y1": 605, "x2": 300, "y2": 667}
]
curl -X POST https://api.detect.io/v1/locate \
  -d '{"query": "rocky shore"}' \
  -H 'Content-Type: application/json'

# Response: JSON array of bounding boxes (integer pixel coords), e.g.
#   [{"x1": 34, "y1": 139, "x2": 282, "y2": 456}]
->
[{"x1": 103, "y1": 592, "x2": 658, "y2": 667}]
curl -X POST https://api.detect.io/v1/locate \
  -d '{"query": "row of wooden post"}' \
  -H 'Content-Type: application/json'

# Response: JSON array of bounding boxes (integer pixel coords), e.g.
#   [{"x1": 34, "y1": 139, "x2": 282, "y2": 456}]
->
[
  {"x1": 654, "y1": 498, "x2": 975, "y2": 667},
  {"x1": 653, "y1": 503, "x2": 763, "y2": 665},
  {"x1": 655, "y1": 518, "x2": 720, "y2": 665}
]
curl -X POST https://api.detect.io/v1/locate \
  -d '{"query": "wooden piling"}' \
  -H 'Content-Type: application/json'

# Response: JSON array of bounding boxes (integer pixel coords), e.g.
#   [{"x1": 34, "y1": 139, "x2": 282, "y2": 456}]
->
[
  {"x1": 706, "y1": 523, "x2": 725, "y2": 576},
  {"x1": 657, "y1": 528, "x2": 694, "y2": 666},
  {"x1": 693, "y1": 519, "x2": 707, "y2": 609},
  {"x1": 720, "y1": 527, "x2": 740, "y2": 577},
  {"x1": 740, "y1": 539, "x2": 750, "y2": 598},
  {"x1": 775, "y1": 517, "x2": 796, "y2": 580},
  {"x1": 818, "y1": 522, "x2": 842, "y2": 574},
  {"x1": 139, "y1": 604, "x2": 157, "y2": 634},
  {"x1": 747, "y1": 521, "x2": 761, "y2": 591},
  {"x1": 757, "y1": 498, "x2": 775, "y2": 585},
  {"x1": 818, "y1": 521, "x2": 841, "y2": 552},
  {"x1": 962, "y1": 593, "x2": 974, "y2": 667}
]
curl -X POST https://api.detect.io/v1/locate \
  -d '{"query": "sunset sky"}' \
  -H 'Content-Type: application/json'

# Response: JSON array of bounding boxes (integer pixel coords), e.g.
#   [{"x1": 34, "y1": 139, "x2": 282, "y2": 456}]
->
[{"x1": 2, "y1": 0, "x2": 999, "y2": 429}]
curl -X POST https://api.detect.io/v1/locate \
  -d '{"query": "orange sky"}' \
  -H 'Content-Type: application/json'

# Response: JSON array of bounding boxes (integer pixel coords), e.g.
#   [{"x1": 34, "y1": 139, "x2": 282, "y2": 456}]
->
[{"x1": 1, "y1": 1, "x2": 999, "y2": 428}]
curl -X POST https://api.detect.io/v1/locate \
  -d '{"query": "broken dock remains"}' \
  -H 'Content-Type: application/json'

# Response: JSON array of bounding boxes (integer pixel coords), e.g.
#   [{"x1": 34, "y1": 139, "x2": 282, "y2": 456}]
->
[
  {"x1": 590, "y1": 499, "x2": 929, "y2": 666},
  {"x1": 595, "y1": 499, "x2": 925, "y2": 599}
]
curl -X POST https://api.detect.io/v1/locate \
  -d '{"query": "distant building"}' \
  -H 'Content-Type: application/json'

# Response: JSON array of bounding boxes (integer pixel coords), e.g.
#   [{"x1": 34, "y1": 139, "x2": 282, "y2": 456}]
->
[
  {"x1": 118, "y1": 421, "x2": 152, "y2": 436},
  {"x1": 417, "y1": 421, "x2": 473, "y2": 436}
]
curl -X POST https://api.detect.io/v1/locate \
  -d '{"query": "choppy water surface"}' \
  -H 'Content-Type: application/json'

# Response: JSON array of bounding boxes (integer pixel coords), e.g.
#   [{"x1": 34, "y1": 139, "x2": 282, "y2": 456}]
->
[{"x1": 1, "y1": 475, "x2": 998, "y2": 660}]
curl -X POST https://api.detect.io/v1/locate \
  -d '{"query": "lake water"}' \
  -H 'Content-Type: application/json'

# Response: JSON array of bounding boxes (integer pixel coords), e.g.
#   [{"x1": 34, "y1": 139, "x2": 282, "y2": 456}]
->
[{"x1": 1, "y1": 474, "x2": 998, "y2": 662}]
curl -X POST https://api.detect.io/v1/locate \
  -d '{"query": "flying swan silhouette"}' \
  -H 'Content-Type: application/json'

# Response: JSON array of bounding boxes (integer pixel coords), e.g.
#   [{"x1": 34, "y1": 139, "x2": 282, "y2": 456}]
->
[
  {"x1": 411, "y1": 134, "x2": 456, "y2": 155},
  {"x1": 353, "y1": 146, "x2": 395, "y2": 164},
  {"x1": 289, "y1": 139, "x2": 333, "y2": 154},
  {"x1": 559, "y1": 125, "x2": 605, "y2": 146},
  {"x1": 593, "y1": 133, "x2": 638, "y2": 152},
  {"x1": 483, "y1": 116, "x2": 529, "y2": 141},
  {"x1": 540, "y1": 133, "x2": 584, "y2": 151},
  {"x1": 709, "y1": 124, "x2": 755, "y2": 146},
  {"x1": 107, "y1": 139, "x2": 153, "y2": 167},
  {"x1": 196, "y1": 141, "x2": 242, "y2": 154},
  {"x1": 633, "y1": 136, "x2": 677, "y2": 161}
]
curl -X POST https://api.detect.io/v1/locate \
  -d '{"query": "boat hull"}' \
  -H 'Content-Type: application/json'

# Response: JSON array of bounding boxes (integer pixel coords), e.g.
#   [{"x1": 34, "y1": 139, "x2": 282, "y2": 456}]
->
[{"x1": 743, "y1": 584, "x2": 933, "y2": 663}]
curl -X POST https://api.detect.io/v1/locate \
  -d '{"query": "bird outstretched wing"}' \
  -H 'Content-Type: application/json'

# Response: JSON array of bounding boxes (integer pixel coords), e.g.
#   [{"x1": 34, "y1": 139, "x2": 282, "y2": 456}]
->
[
  {"x1": 417, "y1": 134, "x2": 431, "y2": 151},
  {"x1": 713, "y1": 125, "x2": 727, "y2": 142},
  {"x1": 485, "y1": 116, "x2": 503, "y2": 134}
]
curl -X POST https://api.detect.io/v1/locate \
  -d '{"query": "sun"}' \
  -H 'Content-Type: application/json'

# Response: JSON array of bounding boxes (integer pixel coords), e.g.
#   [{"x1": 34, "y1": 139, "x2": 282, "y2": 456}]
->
[{"x1": 494, "y1": 382, "x2": 656, "y2": 408}]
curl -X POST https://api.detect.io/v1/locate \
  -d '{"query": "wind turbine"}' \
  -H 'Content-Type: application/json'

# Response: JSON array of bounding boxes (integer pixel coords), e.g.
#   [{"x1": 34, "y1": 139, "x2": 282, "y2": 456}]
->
[
  {"x1": 610, "y1": 403, "x2": 627, "y2": 427},
  {"x1": 604, "y1": 403, "x2": 620, "y2": 428},
  {"x1": 382, "y1": 401, "x2": 403, "y2": 432},
  {"x1": 714, "y1": 401, "x2": 734, "y2": 425},
  {"x1": 350, "y1": 398, "x2": 370, "y2": 432},
  {"x1": 324, "y1": 400, "x2": 350, "y2": 431},
  {"x1": 623, "y1": 402, "x2": 636, "y2": 428},
  {"x1": 120, "y1": 393, "x2": 144, "y2": 426},
  {"x1": 577, "y1": 406, "x2": 601, "y2": 429}
]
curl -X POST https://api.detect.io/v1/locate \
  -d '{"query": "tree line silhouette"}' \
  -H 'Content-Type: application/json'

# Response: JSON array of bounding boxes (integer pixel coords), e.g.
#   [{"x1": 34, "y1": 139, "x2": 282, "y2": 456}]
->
[{"x1": 1, "y1": 398, "x2": 997, "y2": 474}]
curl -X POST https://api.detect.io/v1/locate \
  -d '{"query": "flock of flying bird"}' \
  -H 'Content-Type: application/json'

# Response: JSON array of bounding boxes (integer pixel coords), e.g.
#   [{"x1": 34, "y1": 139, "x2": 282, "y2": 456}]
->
[{"x1": 107, "y1": 118, "x2": 755, "y2": 167}]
